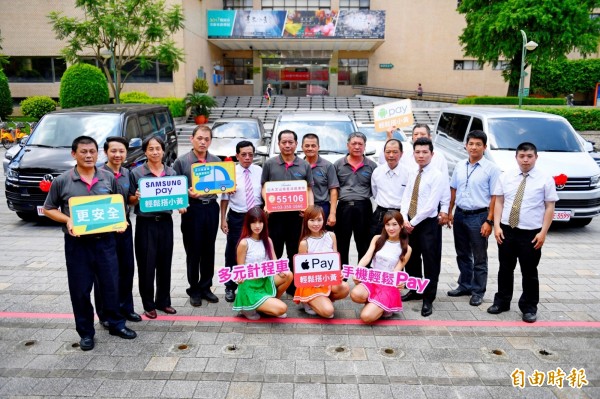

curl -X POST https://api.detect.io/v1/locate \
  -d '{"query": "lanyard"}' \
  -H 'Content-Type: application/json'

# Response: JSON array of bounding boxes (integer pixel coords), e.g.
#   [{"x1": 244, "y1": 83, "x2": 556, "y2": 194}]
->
[{"x1": 465, "y1": 162, "x2": 479, "y2": 189}]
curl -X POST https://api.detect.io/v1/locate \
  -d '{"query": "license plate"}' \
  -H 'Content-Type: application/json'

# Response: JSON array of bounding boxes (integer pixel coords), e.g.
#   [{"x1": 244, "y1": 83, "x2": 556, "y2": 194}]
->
[
  {"x1": 36, "y1": 206, "x2": 46, "y2": 216},
  {"x1": 553, "y1": 210, "x2": 571, "y2": 221}
]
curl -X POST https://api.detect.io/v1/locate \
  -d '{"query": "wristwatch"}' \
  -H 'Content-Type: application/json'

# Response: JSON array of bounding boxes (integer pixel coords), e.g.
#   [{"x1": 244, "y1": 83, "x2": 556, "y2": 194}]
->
[{"x1": 485, "y1": 219, "x2": 494, "y2": 226}]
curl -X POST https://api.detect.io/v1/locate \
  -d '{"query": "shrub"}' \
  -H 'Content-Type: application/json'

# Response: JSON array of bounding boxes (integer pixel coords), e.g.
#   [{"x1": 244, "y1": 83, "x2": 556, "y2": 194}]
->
[
  {"x1": 192, "y1": 78, "x2": 209, "y2": 93},
  {"x1": 20, "y1": 96, "x2": 57, "y2": 119},
  {"x1": 59, "y1": 63, "x2": 109, "y2": 108},
  {"x1": 522, "y1": 107, "x2": 600, "y2": 131},
  {"x1": 457, "y1": 96, "x2": 565, "y2": 105},
  {"x1": 119, "y1": 91, "x2": 151, "y2": 102},
  {"x1": 120, "y1": 95, "x2": 186, "y2": 118},
  {"x1": 0, "y1": 69, "x2": 12, "y2": 119}
]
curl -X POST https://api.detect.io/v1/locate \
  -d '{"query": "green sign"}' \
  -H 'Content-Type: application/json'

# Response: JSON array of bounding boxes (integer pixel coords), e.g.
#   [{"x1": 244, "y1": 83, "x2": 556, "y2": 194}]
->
[{"x1": 379, "y1": 63, "x2": 394, "y2": 69}]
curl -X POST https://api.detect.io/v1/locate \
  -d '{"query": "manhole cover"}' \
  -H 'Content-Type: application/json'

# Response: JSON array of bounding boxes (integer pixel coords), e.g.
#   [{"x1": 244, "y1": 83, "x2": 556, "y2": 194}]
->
[
  {"x1": 326, "y1": 345, "x2": 352, "y2": 359},
  {"x1": 221, "y1": 344, "x2": 247, "y2": 356},
  {"x1": 533, "y1": 348, "x2": 559, "y2": 362},
  {"x1": 480, "y1": 347, "x2": 509, "y2": 362},
  {"x1": 377, "y1": 347, "x2": 405, "y2": 359},
  {"x1": 171, "y1": 343, "x2": 192, "y2": 353}
]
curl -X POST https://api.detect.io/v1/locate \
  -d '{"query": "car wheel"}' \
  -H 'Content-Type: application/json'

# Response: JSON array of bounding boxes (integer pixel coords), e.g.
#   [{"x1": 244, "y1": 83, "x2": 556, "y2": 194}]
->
[
  {"x1": 569, "y1": 218, "x2": 592, "y2": 227},
  {"x1": 16, "y1": 212, "x2": 39, "y2": 222},
  {"x1": 221, "y1": 186, "x2": 226, "y2": 191},
  {"x1": 204, "y1": 188, "x2": 210, "y2": 193}
]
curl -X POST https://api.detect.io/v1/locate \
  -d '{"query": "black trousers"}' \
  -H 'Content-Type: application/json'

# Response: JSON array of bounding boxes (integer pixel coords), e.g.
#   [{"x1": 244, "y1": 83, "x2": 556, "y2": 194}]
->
[
  {"x1": 371, "y1": 205, "x2": 400, "y2": 237},
  {"x1": 335, "y1": 199, "x2": 373, "y2": 267},
  {"x1": 64, "y1": 233, "x2": 124, "y2": 338},
  {"x1": 181, "y1": 201, "x2": 219, "y2": 297},
  {"x1": 404, "y1": 216, "x2": 442, "y2": 303},
  {"x1": 95, "y1": 221, "x2": 136, "y2": 320},
  {"x1": 493, "y1": 224, "x2": 542, "y2": 314},
  {"x1": 268, "y1": 211, "x2": 303, "y2": 294},
  {"x1": 224, "y1": 210, "x2": 246, "y2": 291},
  {"x1": 135, "y1": 215, "x2": 174, "y2": 311}
]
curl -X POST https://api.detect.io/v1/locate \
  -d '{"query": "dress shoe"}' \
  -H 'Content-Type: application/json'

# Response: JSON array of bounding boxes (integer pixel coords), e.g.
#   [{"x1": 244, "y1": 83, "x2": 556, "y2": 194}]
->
[
  {"x1": 401, "y1": 291, "x2": 423, "y2": 302},
  {"x1": 469, "y1": 295, "x2": 483, "y2": 306},
  {"x1": 487, "y1": 304, "x2": 510, "y2": 314},
  {"x1": 447, "y1": 288, "x2": 471, "y2": 297},
  {"x1": 159, "y1": 306, "x2": 177, "y2": 314},
  {"x1": 190, "y1": 296, "x2": 202, "y2": 307},
  {"x1": 123, "y1": 312, "x2": 142, "y2": 322},
  {"x1": 201, "y1": 291, "x2": 219, "y2": 303},
  {"x1": 144, "y1": 309, "x2": 157, "y2": 319},
  {"x1": 79, "y1": 336, "x2": 94, "y2": 351},
  {"x1": 225, "y1": 288, "x2": 236, "y2": 303},
  {"x1": 109, "y1": 327, "x2": 137, "y2": 339},
  {"x1": 100, "y1": 320, "x2": 110, "y2": 329},
  {"x1": 421, "y1": 302, "x2": 433, "y2": 317},
  {"x1": 522, "y1": 313, "x2": 537, "y2": 323}
]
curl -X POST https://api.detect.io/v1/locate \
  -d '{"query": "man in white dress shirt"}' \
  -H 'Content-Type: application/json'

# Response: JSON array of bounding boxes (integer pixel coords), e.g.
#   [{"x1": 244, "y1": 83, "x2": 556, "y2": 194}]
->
[
  {"x1": 371, "y1": 139, "x2": 408, "y2": 236},
  {"x1": 401, "y1": 138, "x2": 450, "y2": 317},
  {"x1": 487, "y1": 142, "x2": 558, "y2": 323},
  {"x1": 220, "y1": 141, "x2": 263, "y2": 302}
]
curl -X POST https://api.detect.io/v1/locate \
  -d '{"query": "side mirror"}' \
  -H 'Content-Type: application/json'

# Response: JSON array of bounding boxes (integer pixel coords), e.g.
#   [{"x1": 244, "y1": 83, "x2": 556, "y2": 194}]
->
[
  {"x1": 129, "y1": 138, "x2": 142, "y2": 149},
  {"x1": 255, "y1": 145, "x2": 269, "y2": 156},
  {"x1": 19, "y1": 135, "x2": 29, "y2": 146},
  {"x1": 365, "y1": 143, "x2": 376, "y2": 156}
]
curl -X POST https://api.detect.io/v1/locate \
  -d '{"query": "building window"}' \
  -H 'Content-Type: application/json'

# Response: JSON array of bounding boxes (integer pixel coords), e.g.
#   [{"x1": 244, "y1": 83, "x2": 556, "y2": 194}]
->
[
  {"x1": 224, "y1": 58, "x2": 253, "y2": 85},
  {"x1": 224, "y1": 0, "x2": 253, "y2": 10},
  {"x1": 339, "y1": 0, "x2": 370, "y2": 10},
  {"x1": 493, "y1": 61, "x2": 509, "y2": 70},
  {"x1": 454, "y1": 60, "x2": 483, "y2": 70},
  {"x1": 338, "y1": 58, "x2": 368, "y2": 85},
  {"x1": 3, "y1": 57, "x2": 66, "y2": 83},
  {"x1": 262, "y1": 0, "x2": 331, "y2": 10},
  {"x1": 82, "y1": 58, "x2": 173, "y2": 83}
]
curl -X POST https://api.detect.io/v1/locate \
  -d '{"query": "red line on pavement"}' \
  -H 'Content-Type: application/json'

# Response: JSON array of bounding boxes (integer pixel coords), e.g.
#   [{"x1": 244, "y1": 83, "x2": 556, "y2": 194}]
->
[{"x1": 1, "y1": 312, "x2": 599, "y2": 328}]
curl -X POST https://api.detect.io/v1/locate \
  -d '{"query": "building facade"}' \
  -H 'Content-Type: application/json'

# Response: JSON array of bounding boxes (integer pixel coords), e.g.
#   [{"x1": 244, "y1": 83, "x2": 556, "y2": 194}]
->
[{"x1": 1, "y1": 0, "x2": 517, "y2": 101}]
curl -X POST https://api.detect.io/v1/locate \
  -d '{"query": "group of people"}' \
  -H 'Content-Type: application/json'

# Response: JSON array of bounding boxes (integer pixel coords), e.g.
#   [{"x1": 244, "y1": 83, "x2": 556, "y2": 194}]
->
[{"x1": 42, "y1": 122, "x2": 558, "y2": 351}]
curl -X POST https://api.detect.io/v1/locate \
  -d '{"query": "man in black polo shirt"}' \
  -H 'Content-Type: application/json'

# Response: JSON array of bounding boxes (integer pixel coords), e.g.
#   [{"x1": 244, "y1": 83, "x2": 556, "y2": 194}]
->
[
  {"x1": 334, "y1": 131, "x2": 377, "y2": 267},
  {"x1": 174, "y1": 125, "x2": 221, "y2": 307},
  {"x1": 43, "y1": 136, "x2": 137, "y2": 351},
  {"x1": 261, "y1": 129, "x2": 314, "y2": 295}
]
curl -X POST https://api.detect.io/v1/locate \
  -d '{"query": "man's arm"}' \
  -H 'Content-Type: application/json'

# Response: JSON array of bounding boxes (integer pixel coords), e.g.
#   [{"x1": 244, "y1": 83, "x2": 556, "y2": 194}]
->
[
  {"x1": 493, "y1": 195, "x2": 505, "y2": 244},
  {"x1": 447, "y1": 187, "x2": 456, "y2": 228},
  {"x1": 480, "y1": 195, "x2": 496, "y2": 238},
  {"x1": 43, "y1": 208, "x2": 75, "y2": 236},
  {"x1": 532, "y1": 201, "x2": 555, "y2": 250},
  {"x1": 220, "y1": 199, "x2": 230, "y2": 234},
  {"x1": 327, "y1": 187, "x2": 338, "y2": 227}
]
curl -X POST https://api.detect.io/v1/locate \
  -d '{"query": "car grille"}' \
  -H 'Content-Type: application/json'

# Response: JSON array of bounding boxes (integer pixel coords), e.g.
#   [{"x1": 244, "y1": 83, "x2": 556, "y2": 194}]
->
[
  {"x1": 11, "y1": 170, "x2": 62, "y2": 186},
  {"x1": 556, "y1": 197, "x2": 600, "y2": 208},
  {"x1": 560, "y1": 177, "x2": 595, "y2": 191}
]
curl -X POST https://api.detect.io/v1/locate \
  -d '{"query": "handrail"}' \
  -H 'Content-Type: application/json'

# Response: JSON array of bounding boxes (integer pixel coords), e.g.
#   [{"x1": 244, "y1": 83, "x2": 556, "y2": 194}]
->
[{"x1": 354, "y1": 86, "x2": 465, "y2": 103}]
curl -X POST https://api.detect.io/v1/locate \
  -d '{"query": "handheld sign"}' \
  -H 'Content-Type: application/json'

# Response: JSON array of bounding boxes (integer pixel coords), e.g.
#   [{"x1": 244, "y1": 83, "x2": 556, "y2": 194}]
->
[
  {"x1": 191, "y1": 161, "x2": 236, "y2": 195},
  {"x1": 293, "y1": 252, "x2": 342, "y2": 287},
  {"x1": 374, "y1": 99, "x2": 415, "y2": 132},
  {"x1": 69, "y1": 194, "x2": 127, "y2": 235},
  {"x1": 341, "y1": 265, "x2": 430, "y2": 294},
  {"x1": 217, "y1": 259, "x2": 290, "y2": 284},
  {"x1": 264, "y1": 180, "x2": 308, "y2": 212},
  {"x1": 139, "y1": 176, "x2": 189, "y2": 212}
]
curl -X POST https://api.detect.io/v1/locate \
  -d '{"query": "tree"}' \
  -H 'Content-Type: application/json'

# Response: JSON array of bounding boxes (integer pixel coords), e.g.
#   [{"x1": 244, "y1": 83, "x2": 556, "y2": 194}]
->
[
  {"x1": 0, "y1": 29, "x2": 8, "y2": 67},
  {"x1": 457, "y1": 0, "x2": 600, "y2": 95},
  {"x1": 0, "y1": 69, "x2": 12, "y2": 120},
  {"x1": 59, "y1": 63, "x2": 109, "y2": 108},
  {"x1": 48, "y1": 0, "x2": 185, "y2": 100}
]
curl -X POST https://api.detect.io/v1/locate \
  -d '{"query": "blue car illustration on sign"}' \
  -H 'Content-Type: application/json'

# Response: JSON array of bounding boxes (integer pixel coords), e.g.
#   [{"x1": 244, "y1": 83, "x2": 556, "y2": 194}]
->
[{"x1": 194, "y1": 165, "x2": 235, "y2": 193}]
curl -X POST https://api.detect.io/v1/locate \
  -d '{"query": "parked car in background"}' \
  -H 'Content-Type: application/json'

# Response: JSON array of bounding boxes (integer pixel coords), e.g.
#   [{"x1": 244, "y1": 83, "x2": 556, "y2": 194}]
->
[
  {"x1": 356, "y1": 122, "x2": 413, "y2": 164},
  {"x1": 209, "y1": 117, "x2": 268, "y2": 165},
  {"x1": 5, "y1": 104, "x2": 178, "y2": 222},
  {"x1": 433, "y1": 107, "x2": 600, "y2": 227}
]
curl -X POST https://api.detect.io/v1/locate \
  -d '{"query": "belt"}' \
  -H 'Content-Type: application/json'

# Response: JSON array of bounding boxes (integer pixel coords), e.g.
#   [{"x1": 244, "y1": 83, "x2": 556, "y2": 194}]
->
[
  {"x1": 139, "y1": 214, "x2": 172, "y2": 222},
  {"x1": 228, "y1": 209, "x2": 247, "y2": 215},
  {"x1": 77, "y1": 233, "x2": 112, "y2": 240},
  {"x1": 339, "y1": 199, "x2": 370, "y2": 207},
  {"x1": 456, "y1": 207, "x2": 488, "y2": 215},
  {"x1": 190, "y1": 198, "x2": 217, "y2": 205},
  {"x1": 376, "y1": 205, "x2": 400, "y2": 213}
]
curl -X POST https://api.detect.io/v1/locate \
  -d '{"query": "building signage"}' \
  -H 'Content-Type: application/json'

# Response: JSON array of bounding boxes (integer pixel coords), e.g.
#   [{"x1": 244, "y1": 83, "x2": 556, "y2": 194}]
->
[
  {"x1": 379, "y1": 63, "x2": 394, "y2": 69},
  {"x1": 208, "y1": 9, "x2": 385, "y2": 39}
]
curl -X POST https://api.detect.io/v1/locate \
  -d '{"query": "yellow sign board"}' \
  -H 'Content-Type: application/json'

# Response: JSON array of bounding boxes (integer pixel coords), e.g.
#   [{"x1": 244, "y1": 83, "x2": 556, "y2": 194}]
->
[
  {"x1": 68, "y1": 194, "x2": 127, "y2": 235},
  {"x1": 191, "y1": 161, "x2": 237, "y2": 195}
]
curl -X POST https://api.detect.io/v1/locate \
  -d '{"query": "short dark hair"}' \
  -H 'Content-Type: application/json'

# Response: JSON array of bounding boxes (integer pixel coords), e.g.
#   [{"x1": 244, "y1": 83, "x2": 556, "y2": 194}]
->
[
  {"x1": 236, "y1": 140, "x2": 255, "y2": 154},
  {"x1": 517, "y1": 142, "x2": 537, "y2": 155},
  {"x1": 384, "y1": 139, "x2": 403, "y2": 152},
  {"x1": 347, "y1": 131, "x2": 367, "y2": 143},
  {"x1": 142, "y1": 135, "x2": 166, "y2": 152},
  {"x1": 72, "y1": 136, "x2": 98, "y2": 152},
  {"x1": 278, "y1": 129, "x2": 297, "y2": 142},
  {"x1": 302, "y1": 133, "x2": 319, "y2": 145},
  {"x1": 192, "y1": 125, "x2": 212, "y2": 138},
  {"x1": 104, "y1": 136, "x2": 129, "y2": 152},
  {"x1": 413, "y1": 137, "x2": 433, "y2": 152},
  {"x1": 412, "y1": 123, "x2": 431, "y2": 135},
  {"x1": 466, "y1": 130, "x2": 487, "y2": 146}
]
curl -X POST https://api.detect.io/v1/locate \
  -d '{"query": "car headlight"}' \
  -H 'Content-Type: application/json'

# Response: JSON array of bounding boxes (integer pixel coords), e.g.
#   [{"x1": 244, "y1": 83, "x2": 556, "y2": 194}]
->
[
  {"x1": 6, "y1": 167, "x2": 19, "y2": 180},
  {"x1": 591, "y1": 174, "x2": 600, "y2": 188}
]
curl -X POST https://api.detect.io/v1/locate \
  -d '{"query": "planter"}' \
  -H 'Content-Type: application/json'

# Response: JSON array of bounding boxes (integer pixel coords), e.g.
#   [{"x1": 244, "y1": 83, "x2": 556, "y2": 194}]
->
[{"x1": 194, "y1": 115, "x2": 207, "y2": 124}]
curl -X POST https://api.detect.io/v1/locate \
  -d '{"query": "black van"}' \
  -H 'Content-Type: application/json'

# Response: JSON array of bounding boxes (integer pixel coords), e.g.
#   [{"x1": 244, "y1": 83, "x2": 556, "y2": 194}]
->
[{"x1": 5, "y1": 104, "x2": 178, "y2": 221}]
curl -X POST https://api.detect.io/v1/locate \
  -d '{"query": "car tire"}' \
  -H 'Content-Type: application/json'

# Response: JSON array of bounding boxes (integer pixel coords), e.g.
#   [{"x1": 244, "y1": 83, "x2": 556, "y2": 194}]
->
[
  {"x1": 16, "y1": 212, "x2": 39, "y2": 222},
  {"x1": 569, "y1": 218, "x2": 592, "y2": 227}
]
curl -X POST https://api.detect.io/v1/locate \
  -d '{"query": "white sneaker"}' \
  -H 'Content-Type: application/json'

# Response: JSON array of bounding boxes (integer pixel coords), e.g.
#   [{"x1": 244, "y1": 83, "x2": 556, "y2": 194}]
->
[
  {"x1": 277, "y1": 312, "x2": 288, "y2": 319},
  {"x1": 382, "y1": 311, "x2": 393, "y2": 318},
  {"x1": 241, "y1": 310, "x2": 260, "y2": 320},
  {"x1": 303, "y1": 303, "x2": 317, "y2": 315}
]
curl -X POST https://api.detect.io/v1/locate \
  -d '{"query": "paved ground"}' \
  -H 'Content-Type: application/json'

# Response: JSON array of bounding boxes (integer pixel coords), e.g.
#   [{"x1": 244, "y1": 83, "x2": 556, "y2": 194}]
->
[{"x1": 1, "y1": 143, "x2": 599, "y2": 398}]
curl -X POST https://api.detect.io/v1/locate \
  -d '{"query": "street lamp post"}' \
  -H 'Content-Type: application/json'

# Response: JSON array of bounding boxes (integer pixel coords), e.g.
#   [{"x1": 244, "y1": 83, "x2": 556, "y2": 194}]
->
[
  {"x1": 518, "y1": 30, "x2": 538, "y2": 108},
  {"x1": 100, "y1": 45, "x2": 119, "y2": 104}
]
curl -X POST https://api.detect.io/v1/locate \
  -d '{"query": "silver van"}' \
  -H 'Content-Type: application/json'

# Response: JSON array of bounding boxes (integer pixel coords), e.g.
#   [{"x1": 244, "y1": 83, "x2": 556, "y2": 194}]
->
[{"x1": 433, "y1": 107, "x2": 600, "y2": 227}]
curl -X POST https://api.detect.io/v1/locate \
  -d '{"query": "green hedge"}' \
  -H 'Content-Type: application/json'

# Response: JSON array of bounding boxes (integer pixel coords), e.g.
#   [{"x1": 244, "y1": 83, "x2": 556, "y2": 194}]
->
[
  {"x1": 60, "y1": 63, "x2": 109, "y2": 108},
  {"x1": 531, "y1": 59, "x2": 600, "y2": 97},
  {"x1": 119, "y1": 92, "x2": 186, "y2": 117},
  {"x1": 522, "y1": 107, "x2": 600, "y2": 131},
  {"x1": 0, "y1": 69, "x2": 12, "y2": 119},
  {"x1": 458, "y1": 96, "x2": 566, "y2": 105},
  {"x1": 20, "y1": 96, "x2": 57, "y2": 119}
]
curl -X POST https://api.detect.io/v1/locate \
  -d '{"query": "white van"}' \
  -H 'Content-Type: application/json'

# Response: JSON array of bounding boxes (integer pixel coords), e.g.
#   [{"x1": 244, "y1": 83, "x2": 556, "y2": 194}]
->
[{"x1": 433, "y1": 107, "x2": 600, "y2": 227}]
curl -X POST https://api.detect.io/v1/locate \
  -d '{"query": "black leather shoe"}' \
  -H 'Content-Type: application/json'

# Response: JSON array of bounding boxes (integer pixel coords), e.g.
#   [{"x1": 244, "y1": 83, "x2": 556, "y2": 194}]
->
[
  {"x1": 421, "y1": 302, "x2": 433, "y2": 317},
  {"x1": 109, "y1": 327, "x2": 137, "y2": 339},
  {"x1": 144, "y1": 310, "x2": 157, "y2": 319},
  {"x1": 401, "y1": 291, "x2": 423, "y2": 302},
  {"x1": 158, "y1": 306, "x2": 177, "y2": 314},
  {"x1": 469, "y1": 296, "x2": 483, "y2": 306},
  {"x1": 487, "y1": 304, "x2": 510, "y2": 314},
  {"x1": 447, "y1": 288, "x2": 471, "y2": 297},
  {"x1": 190, "y1": 296, "x2": 202, "y2": 307},
  {"x1": 123, "y1": 312, "x2": 142, "y2": 322},
  {"x1": 79, "y1": 336, "x2": 94, "y2": 351},
  {"x1": 100, "y1": 321, "x2": 110, "y2": 329},
  {"x1": 201, "y1": 291, "x2": 219, "y2": 303},
  {"x1": 225, "y1": 289, "x2": 236, "y2": 303},
  {"x1": 522, "y1": 313, "x2": 537, "y2": 323}
]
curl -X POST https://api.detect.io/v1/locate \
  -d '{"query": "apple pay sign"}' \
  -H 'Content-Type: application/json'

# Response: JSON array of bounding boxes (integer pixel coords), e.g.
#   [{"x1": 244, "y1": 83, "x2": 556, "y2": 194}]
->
[{"x1": 293, "y1": 252, "x2": 342, "y2": 288}]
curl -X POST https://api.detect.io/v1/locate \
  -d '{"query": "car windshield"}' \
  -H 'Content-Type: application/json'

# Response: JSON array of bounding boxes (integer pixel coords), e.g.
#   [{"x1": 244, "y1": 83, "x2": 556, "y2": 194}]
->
[
  {"x1": 212, "y1": 122, "x2": 260, "y2": 139},
  {"x1": 27, "y1": 114, "x2": 120, "y2": 148},
  {"x1": 488, "y1": 117, "x2": 583, "y2": 152},
  {"x1": 359, "y1": 126, "x2": 407, "y2": 142},
  {"x1": 274, "y1": 120, "x2": 355, "y2": 154}
]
